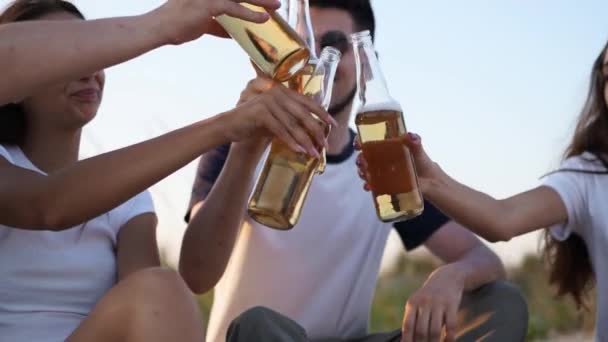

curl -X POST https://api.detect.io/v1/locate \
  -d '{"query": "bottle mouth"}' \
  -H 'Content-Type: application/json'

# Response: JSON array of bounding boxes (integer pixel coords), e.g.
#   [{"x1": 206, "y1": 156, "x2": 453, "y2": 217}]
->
[
  {"x1": 320, "y1": 46, "x2": 342, "y2": 61},
  {"x1": 350, "y1": 30, "x2": 371, "y2": 43}
]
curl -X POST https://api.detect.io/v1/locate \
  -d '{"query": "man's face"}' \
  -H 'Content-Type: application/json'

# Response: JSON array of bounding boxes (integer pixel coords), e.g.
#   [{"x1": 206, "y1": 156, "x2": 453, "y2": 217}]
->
[{"x1": 310, "y1": 7, "x2": 358, "y2": 116}]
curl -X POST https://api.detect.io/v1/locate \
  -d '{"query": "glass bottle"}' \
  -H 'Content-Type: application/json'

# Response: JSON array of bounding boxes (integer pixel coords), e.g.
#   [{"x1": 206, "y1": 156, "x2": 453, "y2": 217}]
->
[{"x1": 352, "y1": 30, "x2": 424, "y2": 222}]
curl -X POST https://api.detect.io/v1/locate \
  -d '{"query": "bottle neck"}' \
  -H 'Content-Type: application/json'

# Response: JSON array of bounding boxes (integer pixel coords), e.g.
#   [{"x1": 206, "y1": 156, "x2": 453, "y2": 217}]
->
[
  {"x1": 291, "y1": 0, "x2": 317, "y2": 60},
  {"x1": 319, "y1": 52, "x2": 340, "y2": 109},
  {"x1": 353, "y1": 38, "x2": 394, "y2": 108},
  {"x1": 303, "y1": 48, "x2": 341, "y2": 108}
]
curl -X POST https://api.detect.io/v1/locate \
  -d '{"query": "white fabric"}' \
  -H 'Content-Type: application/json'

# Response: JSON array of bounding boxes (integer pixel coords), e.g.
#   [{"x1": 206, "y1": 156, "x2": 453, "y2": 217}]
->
[
  {"x1": 543, "y1": 152, "x2": 608, "y2": 342},
  {"x1": 0, "y1": 144, "x2": 154, "y2": 342},
  {"x1": 206, "y1": 152, "x2": 392, "y2": 342}
]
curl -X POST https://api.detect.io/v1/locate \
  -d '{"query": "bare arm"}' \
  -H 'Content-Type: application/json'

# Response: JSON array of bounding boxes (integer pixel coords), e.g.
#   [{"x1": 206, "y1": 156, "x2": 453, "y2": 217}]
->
[
  {"x1": 179, "y1": 77, "x2": 275, "y2": 294},
  {"x1": 425, "y1": 221, "x2": 505, "y2": 290},
  {"x1": 355, "y1": 133, "x2": 568, "y2": 243},
  {"x1": 0, "y1": 0, "x2": 279, "y2": 105},
  {"x1": 0, "y1": 82, "x2": 333, "y2": 230},
  {"x1": 116, "y1": 213, "x2": 161, "y2": 281},
  {"x1": 180, "y1": 142, "x2": 265, "y2": 294},
  {"x1": 425, "y1": 169, "x2": 566, "y2": 242},
  {"x1": 0, "y1": 115, "x2": 227, "y2": 230},
  {"x1": 0, "y1": 14, "x2": 166, "y2": 105}
]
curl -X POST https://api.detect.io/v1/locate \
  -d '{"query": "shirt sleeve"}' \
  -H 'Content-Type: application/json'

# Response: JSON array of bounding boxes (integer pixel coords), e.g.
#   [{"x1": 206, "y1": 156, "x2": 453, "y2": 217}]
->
[
  {"x1": 543, "y1": 157, "x2": 589, "y2": 241},
  {"x1": 0, "y1": 144, "x2": 13, "y2": 163},
  {"x1": 393, "y1": 200, "x2": 450, "y2": 251},
  {"x1": 184, "y1": 144, "x2": 231, "y2": 223},
  {"x1": 112, "y1": 191, "x2": 155, "y2": 231}
]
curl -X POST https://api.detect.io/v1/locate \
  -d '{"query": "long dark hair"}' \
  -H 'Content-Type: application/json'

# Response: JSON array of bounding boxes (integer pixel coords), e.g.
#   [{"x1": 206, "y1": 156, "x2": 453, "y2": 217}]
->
[
  {"x1": 543, "y1": 40, "x2": 608, "y2": 309},
  {"x1": 0, "y1": 0, "x2": 84, "y2": 145}
]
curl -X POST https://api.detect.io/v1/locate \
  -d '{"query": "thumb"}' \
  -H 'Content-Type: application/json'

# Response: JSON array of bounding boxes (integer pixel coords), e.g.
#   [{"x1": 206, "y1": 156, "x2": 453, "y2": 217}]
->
[
  {"x1": 403, "y1": 132, "x2": 425, "y2": 156},
  {"x1": 205, "y1": 21, "x2": 231, "y2": 38}
]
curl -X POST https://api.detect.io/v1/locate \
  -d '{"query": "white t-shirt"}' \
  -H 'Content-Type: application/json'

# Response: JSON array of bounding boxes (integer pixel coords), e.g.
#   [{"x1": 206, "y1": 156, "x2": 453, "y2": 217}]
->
[
  {"x1": 543, "y1": 152, "x2": 608, "y2": 341},
  {"x1": 188, "y1": 136, "x2": 449, "y2": 342},
  {"x1": 0, "y1": 144, "x2": 154, "y2": 342}
]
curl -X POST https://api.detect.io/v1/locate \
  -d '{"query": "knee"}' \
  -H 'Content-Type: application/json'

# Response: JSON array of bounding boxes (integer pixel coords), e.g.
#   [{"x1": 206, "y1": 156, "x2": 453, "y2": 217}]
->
[
  {"x1": 86, "y1": 268, "x2": 204, "y2": 341},
  {"x1": 476, "y1": 280, "x2": 528, "y2": 316},
  {"x1": 462, "y1": 280, "x2": 529, "y2": 329},
  {"x1": 126, "y1": 267, "x2": 191, "y2": 296},
  {"x1": 227, "y1": 307, "x2": 307, "y2": 341},
  {"x1": 456, "y1": 281, "x2": 529, "y2": 341},
  {"x1": 111, "y1": 267, "x2": 198, "y2": 317},
  {"x1": 231, "y1": 306, "x2": 279, "y2": 330}
]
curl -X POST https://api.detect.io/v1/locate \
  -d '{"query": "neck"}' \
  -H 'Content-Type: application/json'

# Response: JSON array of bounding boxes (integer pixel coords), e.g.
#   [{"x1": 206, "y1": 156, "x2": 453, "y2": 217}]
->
[
  {"x1": 327, "y1": 103, "x2": 353, "y2": 156},
  {"x1": 21, "y1": 121, "x2": 81, "y2": 173}
]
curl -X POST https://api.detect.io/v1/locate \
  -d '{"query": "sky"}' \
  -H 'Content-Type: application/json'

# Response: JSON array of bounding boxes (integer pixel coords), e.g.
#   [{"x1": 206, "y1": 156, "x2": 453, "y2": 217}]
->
[{"x1": 5, "y1": 0, "x2": 608, "y2": 268}]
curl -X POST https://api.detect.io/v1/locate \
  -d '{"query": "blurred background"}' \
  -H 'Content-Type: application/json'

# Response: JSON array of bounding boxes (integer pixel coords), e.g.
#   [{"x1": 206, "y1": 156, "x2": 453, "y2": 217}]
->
[{"x1": 5, "y1": 0, "x2": 607, "y2": 340}]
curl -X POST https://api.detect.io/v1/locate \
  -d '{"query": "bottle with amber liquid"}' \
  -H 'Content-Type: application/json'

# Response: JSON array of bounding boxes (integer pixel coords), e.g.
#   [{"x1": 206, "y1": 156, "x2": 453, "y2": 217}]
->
[
  {"x1": 215, "y1": 4, "x2": 310, "y2": 81},
  {"x1": 352, "y1": 30, "x2": 424, "y2": 222},
  {"x1": 248, "y1": 47, "x2": 341, "y2": 230}
]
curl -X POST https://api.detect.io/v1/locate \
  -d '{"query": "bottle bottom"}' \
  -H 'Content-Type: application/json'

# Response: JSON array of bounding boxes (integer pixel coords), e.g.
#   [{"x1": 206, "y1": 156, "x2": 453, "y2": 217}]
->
[
  {"x1": 273, "y1": 48, "x2": 310, "y2": 82},
  {"x1": 374, "y1": 190, "x2": 424, "y2": 223},
  {"x1": 248, "y1": 208, "x2": 295, "y2": 230}
]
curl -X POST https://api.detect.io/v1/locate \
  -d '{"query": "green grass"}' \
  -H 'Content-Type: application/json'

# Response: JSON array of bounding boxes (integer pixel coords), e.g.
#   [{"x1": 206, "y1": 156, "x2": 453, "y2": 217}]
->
[
  {"x1": 367, "y1": 253, "x2": 596, "y2": 341},
  {"x1": 193, "y1": 253, "x2": 596, "y2": 341},
  {"x1": 508, "y1": 254, "x2": 595, "y2": 340}
]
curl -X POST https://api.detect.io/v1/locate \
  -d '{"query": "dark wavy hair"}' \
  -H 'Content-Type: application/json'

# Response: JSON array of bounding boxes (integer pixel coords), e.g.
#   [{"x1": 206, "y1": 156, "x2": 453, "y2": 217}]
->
[
  {"x1": 543, "y1": 40, "x2": 608, "y2": 309},
  {"x1": 0, "y1": 0, "x2": 84, "y2": 145},
  {"x1": 309, "y1": 0, "x2": 375, "y2": 40}
]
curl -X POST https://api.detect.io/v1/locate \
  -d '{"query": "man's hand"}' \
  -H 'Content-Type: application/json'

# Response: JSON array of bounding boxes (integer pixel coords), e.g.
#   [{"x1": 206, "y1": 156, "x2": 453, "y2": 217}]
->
[{"x1": 401, "y1": 264, "x2": 464, "y2": 342}]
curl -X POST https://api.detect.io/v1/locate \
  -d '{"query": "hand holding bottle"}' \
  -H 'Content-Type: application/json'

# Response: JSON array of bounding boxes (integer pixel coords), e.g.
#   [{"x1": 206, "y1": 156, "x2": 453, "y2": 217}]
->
[
  {"x1": 156, "y1": 0, "x2": 281, "y2": 43},
  {"x1": 221, "y1": 82, "x2": 335, "y2": 156},
  {"x1": 354, "y1": 133, "x2": 441, "y2": 195},
  {"x1": 231, "y1": 76, "x2": 275, "y2": 157}
]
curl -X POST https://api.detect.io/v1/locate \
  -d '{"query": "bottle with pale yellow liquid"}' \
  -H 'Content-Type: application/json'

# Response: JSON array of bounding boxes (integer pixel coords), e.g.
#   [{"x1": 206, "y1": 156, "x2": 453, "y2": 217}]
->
[
  {"x1": 248, "y1": 47, "x2": 341, "y2": 230},
  {"x1": 215, "y1": 4, "x2": 310, "y2": 81},
  {"x1": 352, "y1": 30, "x2": 424, "y2": 222},
  {"x1": 282, "y1": 0, "x2": 330, "y2": 173}
]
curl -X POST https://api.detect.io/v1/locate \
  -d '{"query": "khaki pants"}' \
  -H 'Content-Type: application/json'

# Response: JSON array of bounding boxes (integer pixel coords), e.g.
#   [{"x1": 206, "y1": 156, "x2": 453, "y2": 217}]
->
[{"x1": 226, "y1": 281, "x2": 528, "y2": 342}]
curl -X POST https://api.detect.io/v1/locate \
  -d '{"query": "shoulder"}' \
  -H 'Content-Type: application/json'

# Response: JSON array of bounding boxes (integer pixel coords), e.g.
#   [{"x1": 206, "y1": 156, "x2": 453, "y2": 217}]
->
[
  {"x1": 558, "y1": 152, "x2": 607, "y2": 172},
  {"x1": 0, "y1": 144, "x2": 15, "y2": 163},
  {"x1": 110, "y1": 190, "x2": 156, "y2": 230},
  {"x1": 544, "y1": 152, "x2": 606, "y2": 189}
]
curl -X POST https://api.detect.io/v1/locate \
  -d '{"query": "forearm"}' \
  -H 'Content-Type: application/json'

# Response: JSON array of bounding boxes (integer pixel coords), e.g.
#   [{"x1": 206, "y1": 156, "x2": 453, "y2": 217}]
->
[
  {"x1": 11, "y1": 114, "x2": 230, "y2": 230},
  {"x1": 443, "y1": 244, "x2": 505, "y2": 292},
  {"x1": 0, "y1": 10, "x2": 168, "y2": 105},
  {"x1": 180, "y1": 145, "x2": 262, "y2": 294},
  {"x1": 424, "y1": 167, "x2": 514, "y2": 242}
]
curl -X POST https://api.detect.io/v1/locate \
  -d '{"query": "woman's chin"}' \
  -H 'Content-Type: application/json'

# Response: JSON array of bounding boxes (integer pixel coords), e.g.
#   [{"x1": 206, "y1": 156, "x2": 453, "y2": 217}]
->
[{"x1": 71, "y1": 106, "x2": 98, "y2": 127}]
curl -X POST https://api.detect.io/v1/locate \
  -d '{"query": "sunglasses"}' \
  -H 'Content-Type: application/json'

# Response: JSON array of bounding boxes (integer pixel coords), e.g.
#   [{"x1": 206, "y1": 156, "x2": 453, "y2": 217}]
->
[{"x1": 319, "y1": 30, "x2": 350, "y2": 55}]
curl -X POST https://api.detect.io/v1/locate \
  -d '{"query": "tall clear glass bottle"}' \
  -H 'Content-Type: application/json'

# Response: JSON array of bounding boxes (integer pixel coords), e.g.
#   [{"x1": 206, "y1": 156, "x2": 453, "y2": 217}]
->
[
  {"x1": 248, "y1": 47, "x2": 341, "y2": 230},
  {"x1": 352, "y1": 30, "x2": 424, "y2": 222},
  {"x1": 282, "y1": 0, "x2": 331, "y2": 173}
]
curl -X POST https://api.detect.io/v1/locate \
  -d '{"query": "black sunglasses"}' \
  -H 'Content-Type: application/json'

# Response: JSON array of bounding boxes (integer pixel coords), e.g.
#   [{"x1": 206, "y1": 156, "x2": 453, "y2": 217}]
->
[{"x1": 319, "y1": 30, "x2": 350, "y2": 55}]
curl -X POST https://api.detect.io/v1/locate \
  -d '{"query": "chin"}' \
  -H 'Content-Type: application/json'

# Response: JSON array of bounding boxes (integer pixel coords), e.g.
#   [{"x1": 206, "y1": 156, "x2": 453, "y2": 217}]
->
[{"x1": 73, "y1": 108, "x2": 98, "y2": 126}]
